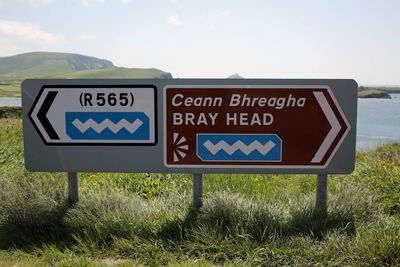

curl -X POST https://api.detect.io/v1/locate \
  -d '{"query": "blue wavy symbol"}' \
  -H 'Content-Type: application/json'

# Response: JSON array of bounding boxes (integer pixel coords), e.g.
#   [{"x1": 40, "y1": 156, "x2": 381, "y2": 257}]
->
[
  {"x1": 197, "y1": 134, "x2": 282, "y2": 161},
  {"x1": 66, "y1": 112, "x2": 149, "y2": 140}
]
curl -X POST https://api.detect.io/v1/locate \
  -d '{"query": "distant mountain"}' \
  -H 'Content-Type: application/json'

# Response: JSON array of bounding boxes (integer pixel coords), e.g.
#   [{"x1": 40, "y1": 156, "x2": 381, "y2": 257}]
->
[
  {"x1": 227, "y1": 74, "x2": 244, "y2": 79},
  {"x1": 0, "y1": 51, "x2": 172, "y2": 80},
  {"x1": 0, "y1": 52, "x2": 114, "y2": 78},
  {"x1": 49, "y1": 67, "x2": 173, "y2": 79},
  {"x1": 0, "y1": 51, "x2": 172, "y2": 97}
]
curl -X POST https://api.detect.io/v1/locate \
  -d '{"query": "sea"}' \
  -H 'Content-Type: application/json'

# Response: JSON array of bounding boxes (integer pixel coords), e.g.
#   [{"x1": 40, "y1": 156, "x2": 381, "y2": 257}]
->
[
  {"x1": 1, "y1": 95, "x2": 399, "y2": 151},
  {"x1": 0, "y1": 97, "x2": 21, "y2": 107},
  {"x1": 357, "y1": 93, "x2": 400, "y2": 150}
]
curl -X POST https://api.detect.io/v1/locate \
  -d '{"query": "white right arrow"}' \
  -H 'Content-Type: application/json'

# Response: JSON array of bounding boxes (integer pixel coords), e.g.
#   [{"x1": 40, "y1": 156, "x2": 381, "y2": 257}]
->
[{"x1": 311, "y1": 91, "x2": 341, "y2": 163}]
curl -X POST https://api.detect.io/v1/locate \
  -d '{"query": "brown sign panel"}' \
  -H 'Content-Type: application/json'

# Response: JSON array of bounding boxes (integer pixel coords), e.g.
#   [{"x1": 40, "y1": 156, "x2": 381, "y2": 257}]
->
[{"x1": 164, "y1": 85, "x2": 349, "y2": 169}]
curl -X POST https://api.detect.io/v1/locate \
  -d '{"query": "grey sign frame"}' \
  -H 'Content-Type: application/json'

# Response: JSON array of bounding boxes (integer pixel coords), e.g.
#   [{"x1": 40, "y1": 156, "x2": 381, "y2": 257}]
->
[{"x1": 22, "y1": 79, "x2": 358, "y2": 174}]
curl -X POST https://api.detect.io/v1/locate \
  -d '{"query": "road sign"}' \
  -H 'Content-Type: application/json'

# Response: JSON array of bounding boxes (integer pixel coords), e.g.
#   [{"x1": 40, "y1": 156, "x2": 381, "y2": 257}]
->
[
  {"x1": 164, "y1": 85, "x2": 350, "y2": 169},
  {"x1": 22, "y1": 79, "x2": 357, "y2": 173},
  {"x1": 29, "y1": 85, "x2": 156, "y2": 145}
]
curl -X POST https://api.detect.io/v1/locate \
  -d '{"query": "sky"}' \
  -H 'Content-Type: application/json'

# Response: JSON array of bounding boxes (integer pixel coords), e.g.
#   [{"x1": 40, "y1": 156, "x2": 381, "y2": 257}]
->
[{"x1": 0, "y1": 0, "x2": 399, "y2": 85}]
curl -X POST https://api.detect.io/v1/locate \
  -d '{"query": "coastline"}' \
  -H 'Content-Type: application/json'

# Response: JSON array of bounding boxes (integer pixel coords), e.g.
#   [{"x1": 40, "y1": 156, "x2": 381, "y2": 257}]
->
[{"x1": 358, "y1": 91, "x2": 391, "y2": 99}]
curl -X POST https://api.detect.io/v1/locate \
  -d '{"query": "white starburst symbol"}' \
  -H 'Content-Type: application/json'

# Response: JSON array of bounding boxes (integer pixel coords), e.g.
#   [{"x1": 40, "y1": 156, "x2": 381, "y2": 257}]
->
[{"x1": 172, "y1": 132, "x2": 188, "y2": 162}]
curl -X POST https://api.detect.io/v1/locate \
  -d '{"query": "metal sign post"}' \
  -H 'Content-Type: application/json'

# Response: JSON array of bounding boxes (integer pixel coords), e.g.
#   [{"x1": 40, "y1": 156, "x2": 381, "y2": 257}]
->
[
  {"x1": 193, "y1": 173, "x2": 203, "y2": 209},
  {"x1": 67, "y1": 172, "x2": 79, "y2": 204},
  {"x1": 315, "y1": 174, "x2": 328, "y2": 211}
]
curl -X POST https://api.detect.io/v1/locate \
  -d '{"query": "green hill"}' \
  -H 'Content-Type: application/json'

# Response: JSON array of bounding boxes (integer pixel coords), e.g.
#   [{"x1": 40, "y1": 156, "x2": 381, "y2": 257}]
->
[
  {"x1": 0, "y1": 52, "x2": 172, "y2": 97},
  {"x1": 0, "y1": 52, "x2": 114, "y2": 79},
  {"x1": 49, "y1": 67, "x2": 173, "y2": 79}
]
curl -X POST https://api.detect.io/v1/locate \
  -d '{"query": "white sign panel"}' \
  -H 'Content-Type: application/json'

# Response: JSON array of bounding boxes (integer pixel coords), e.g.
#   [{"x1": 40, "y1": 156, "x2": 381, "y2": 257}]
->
[{"x1": 29, "y1": 86, "x2": 156, "y2": 145}]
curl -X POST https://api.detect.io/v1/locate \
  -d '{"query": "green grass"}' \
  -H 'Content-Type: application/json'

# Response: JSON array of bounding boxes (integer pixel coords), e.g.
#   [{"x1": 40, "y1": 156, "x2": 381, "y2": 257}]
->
[
  {"x1": 0, "y1": 67, "x2": 172, "y2": 97},
  {"x1": 0, "y1": 80, "x2": 21, "y2": 97},
  {"x1": 0, "y1": 67, "x2": 171, "y2": 96},
  {"x1": 0, "y1": 65, "x2": 172, "y2": 97},
  {"x1": 1, "y1": 118, "x2": 400, "y2": 266}
]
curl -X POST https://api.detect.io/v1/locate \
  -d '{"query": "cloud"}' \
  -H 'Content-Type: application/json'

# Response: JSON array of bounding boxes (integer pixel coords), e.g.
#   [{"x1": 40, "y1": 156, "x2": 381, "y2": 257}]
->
[
  {"x1": 82, "y1": 0, "x2": 129, "y2": 5},
  {"x1": 208, "y1": 23, "x2": 215, "y2": 30},
  {"x1": 167, "y1": 15, "x2": 182, "y2": 25},
  {"x1": 0, "y1": 0, "x2": 54, "y2": 7},
  {"x1": 222, "y1": 10, "x2": 230, "y2": 16},
  {"x1": 76, "y1": 34, "x2": 96, "y2": 40},
  {"x1": 33, "y1": 0, "x2": 54, "y2": 5},
  {"x1": 0, "y1": 39, "x2": 21, "y2": 56},
  {"x1": 0, "y1": 19, "x2": 65, "y2": 44},
  {"x1": 82, "y1": 0, "x2": 104, "y2": 6}
]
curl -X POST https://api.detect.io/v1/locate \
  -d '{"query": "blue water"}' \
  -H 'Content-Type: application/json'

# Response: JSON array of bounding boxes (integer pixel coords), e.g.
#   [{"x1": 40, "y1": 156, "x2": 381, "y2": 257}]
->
[
  {"x1": 357, "y1": 94, "x2": 400, "y2": 150},
  {"x1": 1, "y1": 95, "x2": 399, "y2": 151},
  {"x1": 0, "y1": 97, "x2": 21, "y2": 107}
]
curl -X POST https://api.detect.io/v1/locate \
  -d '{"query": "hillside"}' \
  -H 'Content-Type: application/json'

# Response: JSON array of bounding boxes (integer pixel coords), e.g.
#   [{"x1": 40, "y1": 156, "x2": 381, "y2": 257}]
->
[
  {"x1": 0, "y1": 52, "x2": 114, "y2": 79},
  {"x1": 49, "y1": 67, "x2": 173, "y2": 79},
  {"x1": 0, "y1": 52, "x2": 172, "y2": 97}
]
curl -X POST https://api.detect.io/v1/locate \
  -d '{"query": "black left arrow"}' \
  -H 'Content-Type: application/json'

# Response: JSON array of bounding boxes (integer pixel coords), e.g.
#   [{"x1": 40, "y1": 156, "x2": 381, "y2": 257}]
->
[{"x1": 37, "y1": 91, "x2": 59, "y2": 140}]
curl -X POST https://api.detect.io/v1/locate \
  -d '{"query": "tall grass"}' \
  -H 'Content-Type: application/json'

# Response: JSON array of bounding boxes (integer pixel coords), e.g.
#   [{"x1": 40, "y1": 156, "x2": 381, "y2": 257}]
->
[{"x1": 0, "y1": 118, "x2": 400, "y2": 266}]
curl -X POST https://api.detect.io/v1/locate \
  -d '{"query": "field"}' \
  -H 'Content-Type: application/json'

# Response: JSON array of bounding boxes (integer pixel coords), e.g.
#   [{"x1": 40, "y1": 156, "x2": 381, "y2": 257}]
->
[
  {"x1": 0, "y1": 80, "x2": 21, "y2": 97},
  {"x1": 0, "y1": 116, "x2": 400, "y2": 266},
  {"x1": 0, "y1": 67, "x2": 172, "y2": 97}
]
